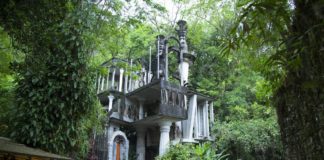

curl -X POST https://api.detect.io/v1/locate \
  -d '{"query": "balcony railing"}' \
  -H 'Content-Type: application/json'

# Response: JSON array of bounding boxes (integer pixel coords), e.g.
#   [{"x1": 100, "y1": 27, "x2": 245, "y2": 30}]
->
[{"x1": 96, "y1": 67, "x2": 153, "y2": 94}]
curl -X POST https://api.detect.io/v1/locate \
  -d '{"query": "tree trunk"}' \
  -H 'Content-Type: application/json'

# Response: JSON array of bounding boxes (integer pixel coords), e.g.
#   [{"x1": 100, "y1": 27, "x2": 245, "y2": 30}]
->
[{"x1": 275, "y1": 0, "x2": 324, "y2": 159}]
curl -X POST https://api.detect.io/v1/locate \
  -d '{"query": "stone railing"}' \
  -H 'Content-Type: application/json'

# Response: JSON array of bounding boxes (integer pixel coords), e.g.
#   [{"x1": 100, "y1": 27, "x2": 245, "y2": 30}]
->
[{"x1": 96, "y1": 67, "x2": 153, "y2": 94}]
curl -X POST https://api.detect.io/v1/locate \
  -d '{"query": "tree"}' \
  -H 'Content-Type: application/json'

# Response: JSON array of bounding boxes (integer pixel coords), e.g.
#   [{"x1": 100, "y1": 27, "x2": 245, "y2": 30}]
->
[
  {"x1": 224, "y1": 0, "x2": 324, "y2": 158},
  {"x1": 0, "y1": 0, "x2": 169, "y2": 158},
  {"x1": 0, "y1": 1, "x2": 107, "y2": 158},
  {"x1": 0, "y1": 27, "x2": 15, "y2": 135},
  {"x1": 182, "y1": 13, "x2": 284, "y2": 159}
]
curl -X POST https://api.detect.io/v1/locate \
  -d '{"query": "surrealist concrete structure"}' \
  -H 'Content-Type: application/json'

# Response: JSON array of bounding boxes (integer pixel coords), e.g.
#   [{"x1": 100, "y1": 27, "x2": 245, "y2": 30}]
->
[{"x1": 93, "y1": 20, "x2": 214, "y2": 160}]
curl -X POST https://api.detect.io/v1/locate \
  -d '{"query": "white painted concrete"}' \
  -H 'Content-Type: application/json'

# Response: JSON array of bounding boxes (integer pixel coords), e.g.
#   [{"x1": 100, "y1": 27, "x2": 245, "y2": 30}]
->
[
  {"x1": 124, "y1": 74, "x2": 128, "y2": 93},
  {"x1": 119, "y1": 68, "x2": 124, "y2": 92},
  {"x1": 97, "y1": 74, "x2": 101, "y2": 93},
  {"x1": 138, "y1": 99, "x2": 145, "y2": 120},
  {"x1": 106, "y1": 68, "x2": 110, "y2": 89},
  {"x1": 108, "y1": 94, "x2": 114, "y2": 111},
  {"x1": 111, "y1": 68, "x2": 116, "y2": 90},
  {"x1": 101, "y1": 76, "x2": 105, "y2": 91},
  {"x1": 183, "y1": 94, "x2": 197, "y2": 140},
  {"x1": 205, "y1": 101, "x2": 209, "y2": 137},
  {"x1": 159, "y1": 121, "x2": 172, "y2": 155},
  {"x1": 178, "y1": 60, "x2": 189, "y2": 86},
  {"x1": 108, "y1": 130, "x2": 129, "y2": 160}
]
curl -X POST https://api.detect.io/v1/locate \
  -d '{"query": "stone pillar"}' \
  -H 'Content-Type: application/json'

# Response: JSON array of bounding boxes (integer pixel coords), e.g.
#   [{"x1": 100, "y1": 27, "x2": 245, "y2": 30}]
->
[
  {"x1": 108, "y1": 94, "x2": 114, "y2": 111},
  {"x1": 178, "y1": 61, "x2": 189, "y2": 86},
  {"x1": 194, "y1": 105, "x2": 199, "y2": 138},
  {"x1": 111, "y1": 68, "x2": 116, "y2": 90},
  {"x1": 205, "y1": 101, "x2": 210, "y2": 137},
  {"x1": 159, "y1": 121, "x2": 172, "y2": 155},
  {"x1": 129, "y1": 59, "x2": 133, "y2": 92},
  {"x1": 209, "y1": 102, "x2": 214, "y2": 123},
  {"x1": 209, "y1": 102, "x2": 214, "y2": 139},
  {"x1": 138, "y1": 98, "x2": 145, "y2": 120},
  {"x1": 119, "y1": 68, "x2": 124, "y2": 92},
  {"x1": 97, "y1": 74, "x2": 101, "y2": 93},
  {"x1": 100, "y1": 75, "x2": 105, "y2": 91},
  {"x1": 124, "y1": 74, "x2": 128, "y2": 93},
  {"x1": 183, "y1": 94, "x2": 197, "y2": 140},
  {"x1": 136, "y1": 127, "x2": 146, "y2": 160},
  {"x1": 106, "y1": 68, "x2": 110, "y2": 89}
]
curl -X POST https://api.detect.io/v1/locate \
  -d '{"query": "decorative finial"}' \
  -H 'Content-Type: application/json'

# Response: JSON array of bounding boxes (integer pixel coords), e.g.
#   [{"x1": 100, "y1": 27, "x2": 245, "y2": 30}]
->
[{"x1": 177, "y1": 20, "x2": 187, "y2": 38}]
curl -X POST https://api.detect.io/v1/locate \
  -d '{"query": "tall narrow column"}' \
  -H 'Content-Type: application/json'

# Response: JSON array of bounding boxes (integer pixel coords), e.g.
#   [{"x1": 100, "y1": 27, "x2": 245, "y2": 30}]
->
[
  {"x1": 138, "y1": 98, "x2": 145, "y2": 120},
  {"x1": 209, "y1": 102, "x2": 214, "y2": 123},
  {"x1": 101, "y1": 76, "x2": 105, "y2": 91},
  {"x1": 136, "y1": 127, "x2": 146, "y2": 160},
  {"x1": 148, "y1": 46, "x2": 152, "y2": 83},
  {"x1": 124, "y1": 74, "x2": 128, "y2": 93},
  {"x1": 119, "y1": 68, "x2": 124, "y2": 92},
  {"x1": 194, "y1": 105, "x2": 199, "y2": 138},
  {"x1": 178, "y1": 61, "x2": 190, "y2": 86},
  {"x1": 108, "y1": 94, "x2": 114, "y2": 111},
  {"x1": 183, "y1": 94, "x2": 197, "y2": 140},
  {"x1": 106, "y1": 68, "x2": 110, "y2": 89},
  {"x1": 209, "y1": 102, "x2": 214, "y2": 139},
  {"x1": 142, "y1": 68, "x2": 146, "y2": 85},
  {"x1": 111, "y1": 68, "x2": 116, "y2": 90},
  {"x1": 205, "y1": 101, "x2": 210, "y2": 138},
  {"x1": 159, "y1": 121, "x2": 172, "y2": 155},
  {"x1": 128, "y1": 59, "x2": 133, "y2": 92},
  {"x1": 97, "y1": 74, "x2": 101, "y2": 93}
]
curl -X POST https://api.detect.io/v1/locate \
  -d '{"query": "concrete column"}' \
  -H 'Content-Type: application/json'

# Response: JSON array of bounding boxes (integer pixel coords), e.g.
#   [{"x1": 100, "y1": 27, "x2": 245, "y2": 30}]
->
[
  {"x1": 128, "y1": 75, "x2": 132, "y2": 92},
  {"x1": 97, "y1": 74, "x2": 101, "y2": 93},
  {"x1": 119, "y1": 68, "x2": 124, "y2": 92},
  {"x1": 124, "y1": 74, "x2": 128, "y2": 93},
  {"x1": 111, "y1": 68, "x2": 116, "y2": 90},
  {"x1": 101, "y1": 76, "x2": 105, "y2": 91},
  {"x1": 108, "y1": 94, "x2": 114, "y2": 111},
  {"x1": 205, "y1": 101, "x2": 210, "y2": 137},
  {"x1": 148, "y1": 71, "x2": 152, "y2": 83},
  {"x1": 142, "y1": 68, "x2": 146, "y2": 85},
  {"x1": 106, "y1": 68, "x2": 110, "y2": 89},
  {"x1": 209, "y1": 102, "x2": 214, "y2": 123},
  {"x1": 138, "y1": 98, "x2": 145, "y2": 120},
  {"x1": 194, "y1": 105, "x2": 199, "y2": 138},
  {"x1": 159, "y1": 121, "x2": 172, "y2": 155},
  {"x1": 209, "y1": 102, "x2": 214, "y2": 139},
  {"x1": 183, "y1": 94, "x2": 197, "y2": 140},
  {"x1": 178, "y1": 61, "x2": 189, "y2": 86},
  {"x1": 136, "y1": 127, "x2": 146, "y2": 160},
  {"x1": 129, "y1": 59, "x2": 133, "y2": 92}
]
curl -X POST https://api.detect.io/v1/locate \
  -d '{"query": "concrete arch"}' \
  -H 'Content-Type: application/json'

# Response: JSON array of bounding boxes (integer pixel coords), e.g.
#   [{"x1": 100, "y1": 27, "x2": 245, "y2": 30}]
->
[{"x1": 108, "y1": 130, "x2": 129, "y2": 160}]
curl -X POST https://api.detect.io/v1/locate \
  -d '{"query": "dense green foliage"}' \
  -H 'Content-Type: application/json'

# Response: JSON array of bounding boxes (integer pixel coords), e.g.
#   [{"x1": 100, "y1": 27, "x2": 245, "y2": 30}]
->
[
  {"x1": 0, "y1": 0, "x2": 322, "y2": 159},
  {"x1": 157, "y1": 143, "x2": 228, "y2": 160},
  {"x1": 0, "y1": 0, "x2": 164, "y2": 158},
  {"x1": 181, "y1": 4, "x2": 284, "y2": 158},
  {"x1": 0, "y1": 1, "x2": 106, "y2": 158},
  {"x1": 222, "y1": 0, "x2": 324, "y2": 158},
  {"x1": 0, "y1": 27, "x2": 15, "y2": 134}
]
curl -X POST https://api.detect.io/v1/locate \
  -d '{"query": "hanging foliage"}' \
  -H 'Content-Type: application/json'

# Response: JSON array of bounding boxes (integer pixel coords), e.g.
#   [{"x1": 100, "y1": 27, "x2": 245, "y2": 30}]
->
[{"x1": 0, "y1": 0, "x2": 107, "y2": 158}]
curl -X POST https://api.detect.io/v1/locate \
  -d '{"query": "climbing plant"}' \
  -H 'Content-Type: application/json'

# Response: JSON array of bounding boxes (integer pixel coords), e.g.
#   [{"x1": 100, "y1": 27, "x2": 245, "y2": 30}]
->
[{"x1": 0, "y1": 0, "x2": 108, "y2": 158}]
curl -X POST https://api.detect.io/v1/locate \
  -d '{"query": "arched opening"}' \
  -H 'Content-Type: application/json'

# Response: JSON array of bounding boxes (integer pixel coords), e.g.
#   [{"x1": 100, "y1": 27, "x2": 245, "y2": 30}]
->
[
  {"x1": 108, "y1": 131, "x2": 129, "y2": 160},
  {"x1": 112, "y1": 136, "x2": 125, "y2": 160}
]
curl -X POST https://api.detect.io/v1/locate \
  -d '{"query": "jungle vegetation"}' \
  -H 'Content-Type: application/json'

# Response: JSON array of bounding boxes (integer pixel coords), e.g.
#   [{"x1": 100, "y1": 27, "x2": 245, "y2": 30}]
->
[{"x1": 0, "y1": 0, "x2": 323, "y2": 159}]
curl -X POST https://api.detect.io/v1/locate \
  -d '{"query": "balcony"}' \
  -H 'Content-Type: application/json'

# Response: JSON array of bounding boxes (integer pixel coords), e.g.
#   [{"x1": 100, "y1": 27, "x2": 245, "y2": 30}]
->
[{"x1": 127, "y1": 80, "x2": 187, "y2": 123}]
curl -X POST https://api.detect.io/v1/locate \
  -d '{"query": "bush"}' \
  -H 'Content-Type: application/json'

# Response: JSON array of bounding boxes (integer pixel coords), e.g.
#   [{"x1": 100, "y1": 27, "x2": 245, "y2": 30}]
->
[{"x1": 156, "y1": 143, "x2": 229, "y2": 160}]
